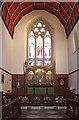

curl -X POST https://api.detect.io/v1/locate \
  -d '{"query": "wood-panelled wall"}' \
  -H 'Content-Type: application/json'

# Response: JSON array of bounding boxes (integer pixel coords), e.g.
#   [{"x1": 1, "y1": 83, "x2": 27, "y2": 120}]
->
[{"x1": 12, "y1": 74, "x2": 68, "y2": 94}]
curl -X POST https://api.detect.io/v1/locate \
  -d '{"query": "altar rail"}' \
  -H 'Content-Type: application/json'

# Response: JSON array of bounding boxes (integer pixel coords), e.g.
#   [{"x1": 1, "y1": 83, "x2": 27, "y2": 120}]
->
[
  {"x1": 21, "y1": 95, "x2": 66, "y2": 106},
  {"x1": 66, "y1": 99, "x2": 79, "y2": 119},
  {"x1": 3, "y1": 93, "x2": 79, "y2": 106},
  {"x1": 2, "y1": 98, "x2": 22, "y2": 119}
]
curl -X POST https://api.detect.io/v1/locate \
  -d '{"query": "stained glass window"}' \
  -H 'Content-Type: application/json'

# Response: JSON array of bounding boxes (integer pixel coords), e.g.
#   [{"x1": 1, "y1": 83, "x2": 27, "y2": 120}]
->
[
  {"x1": 44, "y1": 31, "x2": 51, "y2": 67},
  {"x1": 28, "y1": 31, "x2": 35, "y2": 67},
  {"x1": 28, "y1": 22, "x2": 52, "y2": 67},
  {"x1": 45, "y1": 36, "x2": 51, "y2": 58},
  {"x1": 29, "y1": 36, "x2": 35, "y2": 58},
  {"x1": 37, "y1": 36, "x2": 43, "y2": 58}
]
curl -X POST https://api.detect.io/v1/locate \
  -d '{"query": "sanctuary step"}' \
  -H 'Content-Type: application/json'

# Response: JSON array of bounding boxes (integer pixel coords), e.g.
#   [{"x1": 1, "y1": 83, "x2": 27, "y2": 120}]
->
[{"x1": 17, "y1": 109, "x2": 72, "y2": 120}]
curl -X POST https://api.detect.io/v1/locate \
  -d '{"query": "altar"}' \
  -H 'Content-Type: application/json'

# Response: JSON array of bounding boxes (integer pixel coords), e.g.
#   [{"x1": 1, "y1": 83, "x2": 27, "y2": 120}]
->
[{"x1": 27, "y1": 85, "x2": 53, "y2": 95}]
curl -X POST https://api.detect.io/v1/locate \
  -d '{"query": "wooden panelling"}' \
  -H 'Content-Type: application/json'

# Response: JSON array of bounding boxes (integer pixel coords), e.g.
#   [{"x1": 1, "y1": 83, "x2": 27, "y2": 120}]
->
[
  {"x1": 54, "y1": 74, "x2": 68, "y2": 94},
  {"x1": 12, "y1": 74, "x2": 68, "y2": 94},
  {"x1": 12, "y1": 74, "x2": 24, "y2": 92}
]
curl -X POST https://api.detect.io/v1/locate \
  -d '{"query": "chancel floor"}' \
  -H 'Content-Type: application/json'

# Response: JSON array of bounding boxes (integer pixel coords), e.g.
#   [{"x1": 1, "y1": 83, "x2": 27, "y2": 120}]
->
[{"x1": 17, "y1": 107, "x2": 72, "y2": 120}]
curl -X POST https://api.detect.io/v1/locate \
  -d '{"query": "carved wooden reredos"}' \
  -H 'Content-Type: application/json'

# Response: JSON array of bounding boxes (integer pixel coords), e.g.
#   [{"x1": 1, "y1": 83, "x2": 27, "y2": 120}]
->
[{"x1": 25, "y1": 66, "x2": 55, "y2": 86}]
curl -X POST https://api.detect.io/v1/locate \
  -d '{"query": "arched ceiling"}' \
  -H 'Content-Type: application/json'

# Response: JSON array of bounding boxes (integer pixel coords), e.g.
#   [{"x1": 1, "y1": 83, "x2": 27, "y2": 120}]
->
[{"x1": 1, "y1": 1, "x2": 79, "y2": 39}]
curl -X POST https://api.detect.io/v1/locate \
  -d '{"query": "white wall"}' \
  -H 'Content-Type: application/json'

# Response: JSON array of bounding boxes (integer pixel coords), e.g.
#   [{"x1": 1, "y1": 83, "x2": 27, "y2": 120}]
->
[
  {"x1": 0, "y1": 17, "x2": 2, "y2": 68},
  {"x1": 77, "y1": 71, "x2": 79, "y2": 93},
  {"x1": 68, "y1": 23, "x2": 78, "y2": 93},
  {"x1": 68, "y1": 24, "x2": 77, "y2": 73},
  {"x1": 2, "y1": 21, "x2": 13, "y2": 72},
  {"x1": 1, "y1": 72, "x2": 12, "y2": 93},
  {"x1": 0, "y1": 16, "x2": 2, "y2": 120},
  {"x1": 68, "y1": 73, "x2": 77, "y2": 93},
  {"x1": 0, "y1": 18, "x2": 12, "y2": 92},
  {"x1": 12, "y1": 10, "x2": 68, "y2": 74},
  {"x1": 0, "y1": 16, "x2": 2, "y2": 91},
  {"x1": 77, "y1": 22, "x2": 79, "y2": 93}
]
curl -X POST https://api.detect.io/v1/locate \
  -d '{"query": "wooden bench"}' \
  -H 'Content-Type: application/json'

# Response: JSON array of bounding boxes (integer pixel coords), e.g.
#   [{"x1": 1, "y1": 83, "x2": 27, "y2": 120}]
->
[
  {"x1": 66, "y1": 99, "x2": 79, "y2": 119},
  {"x1": 2, "y1": 98, "x2": 22, "y2": 119}
]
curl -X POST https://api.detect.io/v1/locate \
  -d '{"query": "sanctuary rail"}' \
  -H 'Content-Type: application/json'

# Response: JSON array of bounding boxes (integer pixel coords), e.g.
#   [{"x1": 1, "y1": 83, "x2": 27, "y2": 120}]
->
[
  {"x1": 66, "y1": 99, "x2": 79, "y2": 119},
  {"x1": 3, "y1": 93, "x2": 79, "y2": 106},
  {"x1": 1, "y1": 97, "x2": 22, "y2": 119}
]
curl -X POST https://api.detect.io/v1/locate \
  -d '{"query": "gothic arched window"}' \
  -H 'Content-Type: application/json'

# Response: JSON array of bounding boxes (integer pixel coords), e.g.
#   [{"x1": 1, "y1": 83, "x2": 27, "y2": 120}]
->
[{"x1": 28, "y1": 22, "x2": 52, "y2": 67}]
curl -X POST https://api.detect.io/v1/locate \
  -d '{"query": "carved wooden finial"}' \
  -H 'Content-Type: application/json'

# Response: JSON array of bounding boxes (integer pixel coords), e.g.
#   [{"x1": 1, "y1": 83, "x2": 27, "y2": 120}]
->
[{"x1": 25, "y1": 60, "x2": 27, "y2": 68}]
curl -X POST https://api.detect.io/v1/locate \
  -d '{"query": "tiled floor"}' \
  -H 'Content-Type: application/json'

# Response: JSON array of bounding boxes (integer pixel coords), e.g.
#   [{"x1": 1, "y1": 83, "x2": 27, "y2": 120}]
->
[{"x1": 17, "y1": 109, "x2": 72, "y2": 120}]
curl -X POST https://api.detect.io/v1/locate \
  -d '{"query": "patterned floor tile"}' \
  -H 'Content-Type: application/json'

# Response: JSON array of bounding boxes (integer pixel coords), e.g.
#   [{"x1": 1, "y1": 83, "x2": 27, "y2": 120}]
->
[{"x1": 18, "y1": 109, "x2": 71, "y2": 119}]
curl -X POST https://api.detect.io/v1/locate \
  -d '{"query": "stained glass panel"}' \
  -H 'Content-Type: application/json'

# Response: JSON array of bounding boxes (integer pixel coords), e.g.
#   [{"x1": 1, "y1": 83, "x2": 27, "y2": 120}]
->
[
  {"x1": 43, "y1": 25, "x2": 45, "y2": 27},
  {"x1": 34, "y1": 27, "x2": 39, "y2": 32},
  {"x1": 45, "y1": 31, "x2": 50, "y2": 36},
  {"x1": 28, "y1": 35, "x2": 35, "y2": 59},
  {"x1": 45, "y1": 60, "x2": 51, "y2": 67},
  {"x1": 44, "y1": 36, "x2": 51, "y2": 59},
  {"x1": 37, "y1": 36, "x2": 43, "y2": 59},
  {"x1": 40, "y1": 28, "x2": 45, "y2": 32},
  {"x1": 37, "y1": 60, "x2": 43, "y2": 66},
  {"x1": 29, "y1": 60, "x2": 35, "y2": 67},
  {"x1": 37, "y1": 22, "x2": 42, "y2": 27},
  {"x1": 34, "y1": 25, "x2": 36, "y2": 27}
]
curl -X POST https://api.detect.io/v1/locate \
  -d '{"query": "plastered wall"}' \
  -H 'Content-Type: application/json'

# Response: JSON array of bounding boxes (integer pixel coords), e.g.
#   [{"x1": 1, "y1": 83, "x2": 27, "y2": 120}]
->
[
  {"x1": 1, "y1": 72, "x2": 12, "y2": 93},
  {"x1": 0, "y1": 17, "x2": 12, "y2": 92},
  {"x1": 0, "y1": 16, "x2": 3, "y2": 91},
  {"x1": 68, "y1": 23, "x2": 78, "y2": 93}
]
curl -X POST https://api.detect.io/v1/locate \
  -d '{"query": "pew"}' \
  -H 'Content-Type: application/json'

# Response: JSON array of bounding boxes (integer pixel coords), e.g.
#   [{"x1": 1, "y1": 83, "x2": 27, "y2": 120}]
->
[
  {"x1": 66, "y1": 99, "x2": 79, "y2": 119},
  {"x1": 2, "y1": 98, "x2": 22, "y2": 119}
]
